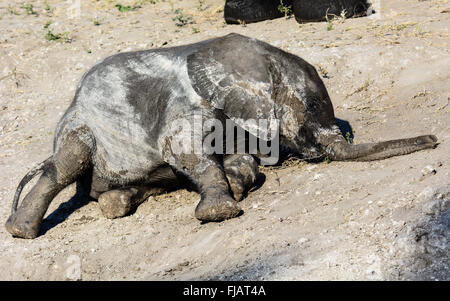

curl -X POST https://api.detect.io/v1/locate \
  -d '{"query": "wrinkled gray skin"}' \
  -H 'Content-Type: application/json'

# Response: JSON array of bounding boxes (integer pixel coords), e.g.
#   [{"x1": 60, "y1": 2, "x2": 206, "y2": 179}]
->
[{"x1": 5, "y1": 33, "x2": 437, "y2": 239}]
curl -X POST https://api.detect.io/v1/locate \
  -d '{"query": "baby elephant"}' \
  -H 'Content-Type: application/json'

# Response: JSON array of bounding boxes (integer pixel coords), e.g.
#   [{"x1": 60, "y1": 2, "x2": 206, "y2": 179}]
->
[{"x1": 5, "y1": 33, "x2": 437, "y2": 239}]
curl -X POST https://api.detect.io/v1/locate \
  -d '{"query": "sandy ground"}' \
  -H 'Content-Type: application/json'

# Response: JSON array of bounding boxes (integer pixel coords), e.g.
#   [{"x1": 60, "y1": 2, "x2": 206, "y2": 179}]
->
[{"x1": 0, "y1": 0, "x2": 449, "y2": 280}]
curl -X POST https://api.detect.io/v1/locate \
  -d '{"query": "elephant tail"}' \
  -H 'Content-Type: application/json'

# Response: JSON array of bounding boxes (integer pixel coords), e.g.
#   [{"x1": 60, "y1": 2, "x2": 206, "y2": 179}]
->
[{"x1": 11, "y1": 156, "x2": 52, "y2": 214}]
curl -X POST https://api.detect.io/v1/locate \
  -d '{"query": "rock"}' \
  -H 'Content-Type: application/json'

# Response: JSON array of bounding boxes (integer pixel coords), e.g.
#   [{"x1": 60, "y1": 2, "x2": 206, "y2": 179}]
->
[
  {"x1": 298, "y1": 238, "x2": 310, "y2": 244},
  {"x1": 421, "y1": 165, "x2": 436, "y2": 176}
]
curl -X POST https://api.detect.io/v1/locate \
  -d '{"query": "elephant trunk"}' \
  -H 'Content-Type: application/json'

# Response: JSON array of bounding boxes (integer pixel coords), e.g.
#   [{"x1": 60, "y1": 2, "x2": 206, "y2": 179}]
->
[{"x1": 325, "y1": 135, "x2": 438, "y2": 162}]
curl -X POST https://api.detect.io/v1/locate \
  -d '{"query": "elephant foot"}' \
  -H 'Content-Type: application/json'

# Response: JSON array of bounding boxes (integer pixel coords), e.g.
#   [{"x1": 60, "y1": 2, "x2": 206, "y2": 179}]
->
[
  {"x1": 195, "y1": 189, "x2": 242, "y2": 222},
  {"x1": 224, "y1": 154, "x2": 259, "y2": 201},
  {"x1": 5, "y1": 213, "x2": 40, "y2": 239},
  {"x1": 226, "y1": 176, "x2": 245, "y2": 202},
  {"x1": 98, "y1": 186, "x2": 164, "y2": 219}
]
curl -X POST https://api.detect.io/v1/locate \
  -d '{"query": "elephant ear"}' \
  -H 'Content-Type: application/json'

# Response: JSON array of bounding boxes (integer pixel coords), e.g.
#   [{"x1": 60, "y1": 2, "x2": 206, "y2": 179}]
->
[{"x1": 187, "y1": 34, "x2": 280, "y2": 140}]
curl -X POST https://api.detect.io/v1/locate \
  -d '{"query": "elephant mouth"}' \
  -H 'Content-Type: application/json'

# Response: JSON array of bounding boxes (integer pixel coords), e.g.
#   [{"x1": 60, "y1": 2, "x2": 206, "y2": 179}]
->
[{"x1": 279, "y1": 141, "x2": 325, "y2": 163}]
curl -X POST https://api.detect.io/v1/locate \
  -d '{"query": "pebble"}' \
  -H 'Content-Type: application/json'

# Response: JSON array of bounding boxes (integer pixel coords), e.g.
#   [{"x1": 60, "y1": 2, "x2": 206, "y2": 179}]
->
[
  {"x1": 298, "y1": 238, "x2": 310, "y2": 244},
  {"x1": 421, "y1": 165, "x2": 436, "y2": 176}
]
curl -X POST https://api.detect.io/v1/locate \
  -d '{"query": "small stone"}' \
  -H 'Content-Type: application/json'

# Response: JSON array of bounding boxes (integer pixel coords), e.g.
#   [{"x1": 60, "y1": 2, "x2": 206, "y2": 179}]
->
[
  {"x1": 298, "y1": 238, "x2": 310, "y2": 244},
  {"x1": 421, "y1": 165, "x2": 436, "y2": 176}
]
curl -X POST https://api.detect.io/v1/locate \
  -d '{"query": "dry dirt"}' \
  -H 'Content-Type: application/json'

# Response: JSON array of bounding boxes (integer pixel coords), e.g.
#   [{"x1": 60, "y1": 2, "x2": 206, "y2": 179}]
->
[{"x1": 0, "y1": 0, "x2": 449, "y2": 280}]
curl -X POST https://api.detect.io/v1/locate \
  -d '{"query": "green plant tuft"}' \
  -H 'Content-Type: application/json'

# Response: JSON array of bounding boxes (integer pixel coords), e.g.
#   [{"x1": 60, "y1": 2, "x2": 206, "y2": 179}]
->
[
  {"x1": 21, "y1": 3, "x2": 37, "y2": 15},
  {"x1": 115, "y1": 4, "x2": 134, "y2": 12},
  {"x1": 172, "y1": 9, "x2": 193, "y2": 27},
  {"x1": 278, "y1": 0, "x2": 292, "y2": 18}
]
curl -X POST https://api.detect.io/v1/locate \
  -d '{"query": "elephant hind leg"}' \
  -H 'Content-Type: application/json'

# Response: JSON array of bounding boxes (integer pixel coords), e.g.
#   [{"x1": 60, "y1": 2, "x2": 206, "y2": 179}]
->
[
  {"x1": 98, "y1": 186, "x2": 166, "y2": 219},
  {"x1": 224, "y1": 154, "x2": 259, "y2": 201},
  {"x1": 5, "y1": 128, "x2": 94, "y2": 239},
  {"x1": 97, "y1": 165, "x2": 179, "y2": 219}
]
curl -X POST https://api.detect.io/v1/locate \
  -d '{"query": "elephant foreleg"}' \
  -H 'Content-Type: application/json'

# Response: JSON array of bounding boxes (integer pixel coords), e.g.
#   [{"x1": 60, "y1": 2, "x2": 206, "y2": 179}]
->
[{"x1": 169, "y1": 153, "x2": 242, "y2": 222}]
